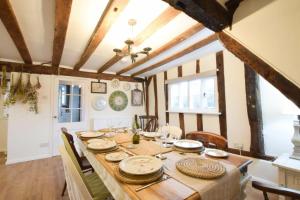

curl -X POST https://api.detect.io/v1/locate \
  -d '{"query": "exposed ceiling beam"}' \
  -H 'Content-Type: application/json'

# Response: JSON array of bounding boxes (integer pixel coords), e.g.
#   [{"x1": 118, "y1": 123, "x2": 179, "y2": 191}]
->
[
  {"x1": 162, "y1": 0, "x2": 242, "y2": 32},
  {"x1": 132, "y1": 33, "x2": 218, "y2": 76},
  {"x1": 73, "y1": 0, "x2": 129, "y2": 71},
  {"x1": 52, "y1": 0, "x2": 73, "y2": 68},
  {"x1": 218, "y1": 32, "x2": 300, "y2": 108},
  {"x1": 0, "y1": 61, "x2": 144, "y2": 82},
  {"x1": 0, "y1": 0, "x2": 32, "y2": 64},
  {"x1": 97, "y1": 7, "x2": 181, "y2": 73},
  {"x1": 116, "y1": 23, "x2": 205, "y2": 75}
]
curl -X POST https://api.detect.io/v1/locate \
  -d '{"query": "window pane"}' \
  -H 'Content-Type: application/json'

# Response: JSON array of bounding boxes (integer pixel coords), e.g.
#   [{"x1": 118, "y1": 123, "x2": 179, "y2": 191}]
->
[
  {"x1": 72, "y1": 85, "x2": 81, "y2": 95},
  {"x1": 59, "y1": 84, "x2": 71, "y2": 95},
  {"x1": 72, "y1": 109, "x2": 81, "y2": 122},
  {"x1": 202, "y1": 78, "x2": 215, "y2": 109},
  {"x1": 179, "y1": 82, "x2": 188, "y2": 109},
  {"x1": 72, "y1": 95, "x2": 81, "y2": 108},
  {"x1": 170, "y1": 84, "x2": 180, "y2": 109},
  {"x1": 189, "y1": 80, "x2": 201, "y2": 109},
  {"x1": 58, "y1": 108, "x2": 71, "y2": 123}
]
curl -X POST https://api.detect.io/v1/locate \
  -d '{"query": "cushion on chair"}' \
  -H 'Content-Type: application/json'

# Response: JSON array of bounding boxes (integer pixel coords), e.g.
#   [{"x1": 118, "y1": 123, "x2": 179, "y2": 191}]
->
[{"x1": 85, "y1": 173, "x2": 112, "y2": 200}]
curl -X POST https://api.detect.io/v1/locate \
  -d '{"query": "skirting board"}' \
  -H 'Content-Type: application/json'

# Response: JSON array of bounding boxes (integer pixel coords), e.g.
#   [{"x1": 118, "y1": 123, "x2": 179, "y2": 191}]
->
[{"x1": 6, "y1": 153, "x2": 52, "y2": 165}]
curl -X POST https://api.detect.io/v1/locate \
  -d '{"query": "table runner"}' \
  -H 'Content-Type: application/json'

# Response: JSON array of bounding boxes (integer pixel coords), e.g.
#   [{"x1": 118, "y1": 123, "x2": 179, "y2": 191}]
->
[{"x1": 163, "y1": 152, "x2": 241, "y2": 200}]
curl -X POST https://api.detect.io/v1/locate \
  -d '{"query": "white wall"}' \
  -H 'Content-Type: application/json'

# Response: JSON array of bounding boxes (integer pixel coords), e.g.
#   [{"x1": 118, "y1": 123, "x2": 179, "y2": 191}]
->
[
  {"x1": 5, "y1": 73, "x2": 145, "y2": 164},
  {"x1": 260, "y1": 77, "x2": 298, "y2": 156},
  {"x1": 149, "y1": 49, "x2": 252, "y2": 151},
  {"x1": 226, "y1": 0, "x2": 300, "y2": 88}
]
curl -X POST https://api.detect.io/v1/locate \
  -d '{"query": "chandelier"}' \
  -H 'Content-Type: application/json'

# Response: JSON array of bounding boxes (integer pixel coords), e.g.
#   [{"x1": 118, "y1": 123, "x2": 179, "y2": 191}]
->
[{"x1": 113, "y1": 19, "x2": 152, "y2": 63}]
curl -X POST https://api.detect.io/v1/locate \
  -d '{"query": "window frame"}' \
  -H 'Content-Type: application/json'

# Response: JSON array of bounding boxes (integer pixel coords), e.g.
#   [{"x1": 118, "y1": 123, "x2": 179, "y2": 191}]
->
[{"x1": 166, "y1": 70, "x2": 220, "y2": 115}]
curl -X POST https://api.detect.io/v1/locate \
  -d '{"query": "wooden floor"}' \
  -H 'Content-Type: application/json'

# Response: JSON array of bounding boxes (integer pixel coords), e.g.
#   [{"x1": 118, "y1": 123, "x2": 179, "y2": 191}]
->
[
  {"x1": 0, "y1": 156, "x2": 69, "y2": 200},
  {"x1": 0, "y1": 156, "x2": 278, "y2": 200}
]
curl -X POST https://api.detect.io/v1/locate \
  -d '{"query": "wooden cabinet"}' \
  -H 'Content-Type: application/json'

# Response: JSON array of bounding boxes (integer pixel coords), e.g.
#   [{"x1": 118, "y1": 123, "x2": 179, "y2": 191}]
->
[{"x1": 273, "y1": 154, "x2": 300, "y2": 199}]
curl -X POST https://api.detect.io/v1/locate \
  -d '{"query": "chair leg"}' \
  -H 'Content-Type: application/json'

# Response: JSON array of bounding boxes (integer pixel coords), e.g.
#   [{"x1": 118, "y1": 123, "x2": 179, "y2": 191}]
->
[
  {"x1": 61, "y1": 180, "x2": 67, "y2": 196},
  {"x1": 263, "y1": 191, "x2": 269, "y2": 200}
]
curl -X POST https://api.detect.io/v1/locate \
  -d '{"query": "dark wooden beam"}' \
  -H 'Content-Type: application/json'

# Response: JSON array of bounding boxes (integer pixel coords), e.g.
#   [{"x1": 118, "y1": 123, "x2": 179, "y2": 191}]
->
[
  {"x1": 97, "y1": 7, "x2": 181, "y2": 73},
  {"x1": 216, "y1": 51, "x2": 227, "y2": 139},
  {"x1": 117, "y1": 23, "x2": 205, "y2": 75},
  {"x1": 153, "y1": 75, "x2": 158, "y2": 117},
  {"x1": 196, "y1": 59, "x2": 203, "y2": 131},
  {"x1": 177, "y1": 66, "x2": 185, "y2": 138},
  {"x1": 218, "y1": 32, "x2": 300, "y2": 108},
  {"x1": 73, "y1": 0, "x2": 129, "y2": 70},
  {"x1": 0, "y1": 61, "x2": 144, "y2": 82},
  {"x1": 52, "y1": 0, "x2": 73, "y2": 68},
  {"x1": 162, "y1": 0, "x2": 241, "y2": 32},
  {"x1": 244, "y1": 64, "x2": 265, "y2": 157},
  {"x1": 164, "y1": 71, "x2": 169, "y2": 124},
  {"x1": 132, "y1": 33, "x2": 218, "y2": 76},
  {"x1": 0, "y1": 0, "x2": 32, "y2": 64}
]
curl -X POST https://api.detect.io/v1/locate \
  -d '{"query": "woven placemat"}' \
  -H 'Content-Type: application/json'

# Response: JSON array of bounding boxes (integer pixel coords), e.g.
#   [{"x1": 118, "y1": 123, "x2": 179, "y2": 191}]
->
[
  {"x1": 114, "y1": 167, "x2": 164, "y2": 184},
  {"x1": 176, "y1": 157, "x2": 226, "y2": 179}
]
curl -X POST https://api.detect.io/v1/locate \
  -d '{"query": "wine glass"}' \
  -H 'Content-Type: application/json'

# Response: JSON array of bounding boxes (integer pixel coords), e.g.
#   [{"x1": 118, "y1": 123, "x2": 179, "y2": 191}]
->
[{"x1": 156, "y1": 127, "x2": 167, "y2": 160}]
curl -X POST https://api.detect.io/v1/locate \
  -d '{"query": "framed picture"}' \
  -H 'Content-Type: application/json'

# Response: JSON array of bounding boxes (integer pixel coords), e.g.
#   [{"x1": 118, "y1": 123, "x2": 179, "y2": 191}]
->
[
  {"x1": 131, "y1": 88, "x2": 143, "y2": 106},
  {"x1": 91, "y1": 81, "x2": 107, "y2": 94}
]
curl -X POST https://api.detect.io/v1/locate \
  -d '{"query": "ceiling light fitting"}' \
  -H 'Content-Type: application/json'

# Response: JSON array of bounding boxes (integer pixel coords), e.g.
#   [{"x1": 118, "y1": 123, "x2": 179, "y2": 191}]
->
[{"x1": 113, "y1": 19, "x2": 151, "y2": 63}]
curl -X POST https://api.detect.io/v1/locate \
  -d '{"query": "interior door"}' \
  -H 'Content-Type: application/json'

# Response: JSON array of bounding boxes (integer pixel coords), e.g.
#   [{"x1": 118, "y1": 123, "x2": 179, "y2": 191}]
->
[{"x1": 52, "y1": 78, "x2": 87, "y2": 156}]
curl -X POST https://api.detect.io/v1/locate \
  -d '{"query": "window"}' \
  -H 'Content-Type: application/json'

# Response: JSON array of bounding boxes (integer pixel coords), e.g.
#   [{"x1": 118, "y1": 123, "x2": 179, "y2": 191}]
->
[
  {"x1": 168, "y1": 75, "x2": 217, "y2": 114},
  {"x1": 58, "y1": 81, "x2": 82, "y2": 123}
]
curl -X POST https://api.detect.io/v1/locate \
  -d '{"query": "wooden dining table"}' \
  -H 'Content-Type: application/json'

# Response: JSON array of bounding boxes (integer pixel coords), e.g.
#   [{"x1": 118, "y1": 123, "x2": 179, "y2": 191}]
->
[{"x1": 77, "y1": 132, "x2": 252, "y2": 200}]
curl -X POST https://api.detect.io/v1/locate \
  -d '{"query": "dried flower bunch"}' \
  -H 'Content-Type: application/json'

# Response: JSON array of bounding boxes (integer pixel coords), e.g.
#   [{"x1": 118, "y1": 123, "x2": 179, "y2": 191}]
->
[{"x1": 2, "y1": 69, "x2": 41, "y2": 114}]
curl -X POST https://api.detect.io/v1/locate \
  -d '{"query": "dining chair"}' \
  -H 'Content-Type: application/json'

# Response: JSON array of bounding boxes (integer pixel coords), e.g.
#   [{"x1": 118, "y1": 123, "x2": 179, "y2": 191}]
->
[
  {"x1": 61, "y1": 134, "x2": 112, "y2": 200},
  {"x1": 139, "y1": 115, "x2": 158, "y2": 131},
  {"x1": 252, "y1": 181, "x2": 300, "y2": 200},
  {"x1": 158, "y1": 125, "x2": 182, "y2": 139},
  {"x1": 185, "y1": 131, "x2": 228, "y2": 150},
  {"x1": 61, "y1": 128, "x2": 93, "y2": 196}
]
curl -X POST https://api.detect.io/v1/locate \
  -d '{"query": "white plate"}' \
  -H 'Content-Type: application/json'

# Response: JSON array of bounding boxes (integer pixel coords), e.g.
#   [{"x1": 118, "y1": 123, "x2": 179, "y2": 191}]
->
[
  {"x1": 174, "y1": 139, "x2": 203, "y2": 149},
  {"x1": 87, "y1": 139, "x2": 116, "y2": 150},
  {"x1": 119, "y1": 155, "x2": 162, "y2": 175},
  {"x1": 205, "y1": 148, "x2": 229, "y2": 158},
  {"x1": 143, "y1": 132, "x2": 160, "y2": 138},
  {"x1": 87, "y1": 138, "x2": 105, "y2": 144},
  {"x1": 105, "y1": 152, "x2": 129, "y2": 162},
  {"x1": 92, "y1": 96, "x2": 107, "y2": 111},
  {"x1": 80, "y1": 131, "x2": 104, "y2": 138}
]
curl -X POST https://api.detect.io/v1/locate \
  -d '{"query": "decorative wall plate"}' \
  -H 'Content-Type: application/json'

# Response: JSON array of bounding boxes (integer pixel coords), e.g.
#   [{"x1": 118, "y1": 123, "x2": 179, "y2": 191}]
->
[
  {"x1": 123, "y1": 82, "x2": 131, "y2": 91},
  {"x1": 109, "y1": 91, "x2": 128, "y2": 111},
  {"x1": 92, "y1": 96, "x2": 107, "y2": 111},
  {"x1": 111, "y1": 78, "x2": 120, "y2": 89}
]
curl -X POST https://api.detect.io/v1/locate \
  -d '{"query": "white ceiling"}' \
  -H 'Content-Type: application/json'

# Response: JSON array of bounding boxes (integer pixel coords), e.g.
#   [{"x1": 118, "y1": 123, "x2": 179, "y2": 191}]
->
[{"x1": 0, "y1": 0, "x2": 222, "y2": 77}]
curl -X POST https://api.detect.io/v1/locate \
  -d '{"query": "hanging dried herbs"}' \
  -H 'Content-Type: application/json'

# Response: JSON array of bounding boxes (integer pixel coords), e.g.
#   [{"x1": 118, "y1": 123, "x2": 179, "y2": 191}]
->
[
  {"x1": 23, "y1": 74, "x2": 38, "y2": 113},
  {"x1": 35, "y1": 76, "x2": 41, "y2": 90},
  {"x1": 14, "y1": 72, "x2": 25, "y2": 100},
  {"x1": 4, "y1": 74, "x2": 16, "y2": 106},
  {"x1": 1, "y1": 66, "x2": 8, "y2": 95}
]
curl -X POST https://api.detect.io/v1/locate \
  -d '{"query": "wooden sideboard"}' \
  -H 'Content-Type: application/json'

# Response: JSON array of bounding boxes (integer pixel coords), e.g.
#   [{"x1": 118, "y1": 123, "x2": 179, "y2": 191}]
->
[{"x1": 273, "y1": 153, "x2": 300, "y2": 199}]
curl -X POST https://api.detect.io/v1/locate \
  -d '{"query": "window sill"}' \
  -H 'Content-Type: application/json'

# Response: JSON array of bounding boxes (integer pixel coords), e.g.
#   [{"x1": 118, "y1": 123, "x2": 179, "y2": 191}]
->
[{"x1": 166, "y1": 110, "x2": 221, "y2": 115}]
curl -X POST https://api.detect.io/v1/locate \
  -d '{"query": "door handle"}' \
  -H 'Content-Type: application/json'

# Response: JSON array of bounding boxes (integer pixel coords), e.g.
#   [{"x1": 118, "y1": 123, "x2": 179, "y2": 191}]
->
[{"x1": 53, "y1": 116, "x2": 57, "y2": 119}]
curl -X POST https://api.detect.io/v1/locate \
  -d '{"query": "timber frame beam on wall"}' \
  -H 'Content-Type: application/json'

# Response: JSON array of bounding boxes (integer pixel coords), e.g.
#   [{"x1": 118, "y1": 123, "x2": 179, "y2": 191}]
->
[
  {"x1": 52, "y1": 0, "x2": 73, "y2": 69},
  {"x1": 177, "y1": 66, "x2": 185, "y2": 138},
  {"x1": 162, "y1": 0, "x2": 242, "y2": 32},
  {"x1": 73, "y1": 0, "x2": 129, "y2": 70},
  {"x1": 0, "y1": 61, "x2": 144, "y2": 83},
  {"x1": 97, "y1": 7, "x2": 181, "y2": 73},
  {"x1": 218, "y1": 32, "x2": 300, "y2": 108},
  {"x1": 0, "y1": 0, "x2": 32, "y2": 64},
  {"x1": 244, "y1": 64, "x2": 265, "y2": 157}
]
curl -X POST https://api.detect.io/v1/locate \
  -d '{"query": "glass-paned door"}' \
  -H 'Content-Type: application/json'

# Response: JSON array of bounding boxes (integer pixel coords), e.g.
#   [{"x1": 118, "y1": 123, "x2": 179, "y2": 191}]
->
[{"x1": 52, "y1": 79, "x2": 87, "y2": 156}]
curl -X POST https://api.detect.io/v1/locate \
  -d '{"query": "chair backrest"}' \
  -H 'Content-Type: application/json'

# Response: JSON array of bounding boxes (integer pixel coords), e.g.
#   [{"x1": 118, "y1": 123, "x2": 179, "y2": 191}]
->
[
  {"x1": 186, "y1": 131, "x2": 228, "y2": 150},
  {"x1": 61, "y1": 128, "x2": 84, "y2": 170},
  {"x1": 139, "y1": 115, "x2": 158, "y2": 131},
  {"x1": 60, "y1": 146, "x2": 93, "y2": 200},
  {"x1": 61, "y1": 134, "x2": 94, "y2": 196},
  {"x1": 144, "y1": 118, "x2": 158, "y2": 132},
  {"x1": 158, "y1": 125, "x2": 182, "y2": 139},
  {"x1": 252, "y1": 181, "x2": 300, "y2": 200}
]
